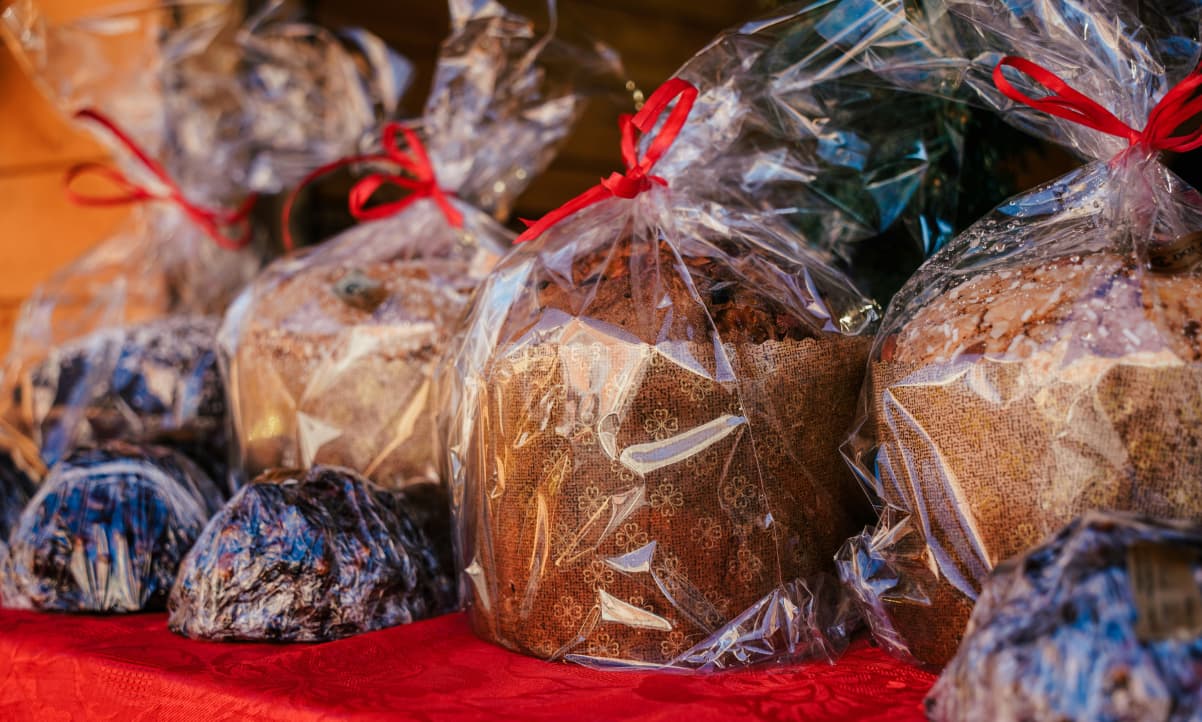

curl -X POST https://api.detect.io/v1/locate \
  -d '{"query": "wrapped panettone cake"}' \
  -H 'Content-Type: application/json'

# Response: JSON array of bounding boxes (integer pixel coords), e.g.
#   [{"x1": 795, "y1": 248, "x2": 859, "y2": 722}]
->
[
  {"x1": 14, "y1": 317, "x2": 227, "y2": 475},
  {"x1": 3, "y1": 441, "x2": 223, "y2": 612},
  {"x1": 168, "y1": 467, "x2": 455, "y2": 642},
  {"x1": 838, "y1": 0, "x2": 1202, "y2": 667},
  {"x1": 927, "y1": 513, "x2": 1202, "y2": 722},
  {"x1": 0, "y1": 0, "x2": 411, "y2": 474},
  {"x1": 446, "y1": 72, "x2": 878, "y2": 669},
  {"x1": 220, "y1": 0, "x2": 617, "y2": 489},
  {"x1": 461, "y1": 233, "x2": 872, "y2": 667},
  {"x1": 0, "y1": 421, "x2": 42, "y2": 605}
]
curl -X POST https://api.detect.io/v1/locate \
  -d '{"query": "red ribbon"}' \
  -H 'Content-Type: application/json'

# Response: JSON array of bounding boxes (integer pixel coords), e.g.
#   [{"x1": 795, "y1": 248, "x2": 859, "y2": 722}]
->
[
  {"x1": 993, "y1": 55, "x2": 1202, "y2": 153},
  {"x1": 65, "y1": 109, "x2": 256, "y2": 251},
  {"x1": 281, "y1": 122, "x2": 462, "y2": 252},
  {"x1": 514, "y1": 78, "x2": 699, "y2": 243}
]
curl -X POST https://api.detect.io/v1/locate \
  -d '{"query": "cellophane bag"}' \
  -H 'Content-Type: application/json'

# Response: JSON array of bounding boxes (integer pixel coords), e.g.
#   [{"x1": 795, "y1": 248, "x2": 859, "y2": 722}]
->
[
  {"x1": 449, "y1": 88, "x2": 873, "y2": 671},
  {"x1": 168, "y1": 466, "x2": 456, "y2": 642},
  {"x1": 0, "y1": 420, "x2": 43, "y2": 597},
  {"x1": 444, "y1": 0, "x2": 1053, "y2": 671},
  {"x1": 927, "y1": 512, "x2": 1202, "y2": 722},
  {"x1": 838, "y1": 0, "x2": 1202, "y2": 667},
  {"x1": 218, "y1": 0, "x2": 619, "y2": 490},
  {"x1": 654, "y1": 0, "x2": 1057, "y2": 306},
  {"x1": 0, "y1": 0, "x2": 410, "y2": 480},
  {"x1": 3, "y1": 440, "x2": 224, "y2": 612}
]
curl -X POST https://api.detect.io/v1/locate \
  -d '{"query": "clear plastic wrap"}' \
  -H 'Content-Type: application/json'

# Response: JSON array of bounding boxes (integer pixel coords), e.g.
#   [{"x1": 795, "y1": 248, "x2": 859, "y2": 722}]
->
[
  {"x1": 444, "y1": 0, "x2": 1063, "y2": 671},
  {"x1": 838, "y1": 0, "x2": 1202, "y2": 667},
  {"x1": 0, "y1": 0, "x2": 411, "y2": 474},
  {"x1": 444, "y1": 47, "x2": 892, "y2": 666},
  {"x1": 168, "y1": 467, "x2": 456, "y2": 642},
  {"x1": 219, "y1": 0, "x2": 617, "y2": 490},
  {"x1": 2, "y1": 441, "x2": 223, "y2": 612},
  {"x1": 652, "y1": 0, "x2": 1054, "y2": 305},
  {"x1": 0, "y1": 421, "x2": 42, "y2": 537},
  {"x1": 927, "y1": 512, "x2": 1202, "y2": 722},
  {"x1": 0, "y1": 421, "x2": 43, "y2": 603}
]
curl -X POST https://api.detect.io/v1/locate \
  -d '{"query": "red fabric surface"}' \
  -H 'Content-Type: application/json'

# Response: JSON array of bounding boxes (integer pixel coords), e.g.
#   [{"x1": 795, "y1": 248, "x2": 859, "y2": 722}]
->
[{"x1": 0, "y1": 610, "x2": 935, "y2": 721}]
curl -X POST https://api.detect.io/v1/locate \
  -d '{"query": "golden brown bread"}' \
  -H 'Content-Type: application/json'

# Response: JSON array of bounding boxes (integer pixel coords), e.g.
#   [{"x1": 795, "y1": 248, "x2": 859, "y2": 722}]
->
[
  {"x1": 466, "y1": 238, "x2": 873, "y2": 664},
  {"x1": 865, "y1": 252, "x2": 1202, "y2": 665},
  {"x1": 231, "y1": 255, "x2": 484, "y2": 488}
]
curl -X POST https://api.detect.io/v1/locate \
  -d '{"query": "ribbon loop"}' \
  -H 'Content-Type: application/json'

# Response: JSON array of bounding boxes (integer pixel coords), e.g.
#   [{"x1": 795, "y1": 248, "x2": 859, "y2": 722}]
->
[
  {"x1": 993, "y1": 55, "x2": 1202, "y2": 153},
  {"x1": 67, "y1": 109, "x2": 256, "y2": 252},
  {"x1": 515, "y1": 78, "x2": 699, "y2": 243},
  {"x1": 281, "y1": 122, "x2": 461, "y2": 251}
]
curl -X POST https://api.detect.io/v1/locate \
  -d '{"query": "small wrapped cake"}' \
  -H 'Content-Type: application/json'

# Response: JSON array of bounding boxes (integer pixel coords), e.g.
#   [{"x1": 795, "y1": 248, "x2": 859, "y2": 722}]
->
[
  {"x1": 168, "y1": 466, "x2": 456, "y2": 642},
  {"x1": 3, "y1": 441, "x2": 223, "y2": 612},
  {"x1": 220, "y1": 0, "x2": 609, "y2": 491},
  {"x1": 843, "y1": 251, "x2": 1202, "y2": 665},
  {"x1": 0, "y1": 428, "x2": 41, "y2": 544},
  {"x1": 927, "y1": 512, "x2": 1202, "y2": 722},
  {"x1": 0, "y1": 423, "x2": 43, "y2": 605},
  {"x1": 224, "y1": 253, "x2": 492, "y2": 488},
  {"x1": 11, "y1": 316, "x2": 227, "y2": 470},
  {"x1": 458, "y1": 236, "x2": 873, "y2": 666}
]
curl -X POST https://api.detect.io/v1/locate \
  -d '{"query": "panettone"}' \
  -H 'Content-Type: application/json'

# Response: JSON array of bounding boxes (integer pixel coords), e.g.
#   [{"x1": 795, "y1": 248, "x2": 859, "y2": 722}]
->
[
  {"x1": 927, "y1": 512, "x2": 1202, "y2": 722},
  {"x1": 463, "y1": 237, "x2": 873, "y2": 665},
  {"x1": 3, "y1": 441, "x2": 223, "y2": 612},
  {"x1": 168, "y1": 467, "x2": 456, "y2": 642},
  {"x1": 228, "y1": 251, "x2": 491, "y2": 488},
  {"x1": 854, "y1": 252, "x2": 1202, "y2": 666},
  {"x1": 10, "y1": 316, "x2": 226, "y2": 469}
]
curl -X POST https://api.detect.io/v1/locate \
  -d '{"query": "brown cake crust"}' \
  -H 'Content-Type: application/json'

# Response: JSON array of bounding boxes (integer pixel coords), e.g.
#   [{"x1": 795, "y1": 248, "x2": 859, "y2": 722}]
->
[
  {"x1": 232, "y1": 255, "x2": 483, "y2": 487},
  {"x1": 889, "y1": 253, "x2": 1202, "y2": 364},
  {"x1": 467, "y1": 238, "x2": 872, "y2": 665},
  {"x1": 862, "y1": 251, "x2": 1202, "y2": 666}
]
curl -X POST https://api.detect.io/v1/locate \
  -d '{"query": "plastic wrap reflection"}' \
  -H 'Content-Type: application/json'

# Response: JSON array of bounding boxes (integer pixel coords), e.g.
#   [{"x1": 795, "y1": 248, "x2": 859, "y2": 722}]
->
[
  {"x1": 220, "y1": 0, "x2": 618, "y2": 490},
  {"x1": 839, "y1": 0, "x2": 1202, "y2": 667},
  {"x1": 927, "y1": 513, "x2": 1202, "y2": 722},
  {"x1": 0, "y1": 1, "x2": 411, "y2": 476}
]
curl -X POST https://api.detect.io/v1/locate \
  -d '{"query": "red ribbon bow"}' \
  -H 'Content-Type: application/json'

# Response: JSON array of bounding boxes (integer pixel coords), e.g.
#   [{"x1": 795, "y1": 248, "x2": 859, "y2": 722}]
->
[
  {"x1": 282, "y1": 122, "x2": 462, "y2": 252},
  {"x1": 65, "y1": 109, "x2": 256, "y2": 251},
  {"x1": 993, "y1": 55, "x2": 1202, "y2": 153},
  {"x1": 515, "y1": 78, "x2": 700, "y2": 243}
]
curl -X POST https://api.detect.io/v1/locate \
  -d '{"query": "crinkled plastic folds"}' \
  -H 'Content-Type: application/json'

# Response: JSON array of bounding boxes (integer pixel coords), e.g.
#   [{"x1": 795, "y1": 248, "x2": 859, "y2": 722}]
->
[
  {"x1": 443, "y1": 0, "x2": 1035, "y2": 671},
  {"x1": 0, "y1": 421, "x2": 43, "y2": 593},
  {"x1": 927, "y1": 512, "x2": 1202, "y2": 722},
  {"x1": 0, "y1": 0, "x2": 411, "y2": 474},
  {"x1": 219, "y1": 0, "x2": 617, "y2": 490},
  {"x1": 838, "y1": 0, "x2": 1202, "y2": 667},
  {"x1": 657, "y1": 0, "x2": 1045, "y2": 305},
  {"x1": 168, "y1": 466, "x2": 456, "y2": 642},
  {"x1": 3, "y1": 441, "x2": 224, "y2": 612}
]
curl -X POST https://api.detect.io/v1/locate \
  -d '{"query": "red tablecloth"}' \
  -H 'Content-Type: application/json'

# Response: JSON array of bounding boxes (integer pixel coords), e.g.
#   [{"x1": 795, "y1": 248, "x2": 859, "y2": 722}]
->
[{"x1": 0, "y1": 610, "x2": 934, "y2": 721}]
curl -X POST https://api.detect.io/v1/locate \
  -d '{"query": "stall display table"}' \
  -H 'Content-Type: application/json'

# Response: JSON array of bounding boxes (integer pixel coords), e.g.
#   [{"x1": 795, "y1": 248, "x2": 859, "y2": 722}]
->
[{"x1": 0, "y1": 610, "x2": 934, "y2": 721}]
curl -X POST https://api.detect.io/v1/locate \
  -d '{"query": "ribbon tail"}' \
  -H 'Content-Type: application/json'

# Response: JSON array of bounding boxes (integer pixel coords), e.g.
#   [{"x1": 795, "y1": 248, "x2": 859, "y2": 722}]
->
[
  {"x1": 64, "y1": 162, "x2": 158, "y2": 206},
  {"x1": 280, "y1": 152, "x2": 391, "y2": 251},
  {"x1": 514, "y1": 185, "x2": 614, "y2": 243},
  {"x1": 433, "y1": 193, "x2": 465, "y2": 229}
]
